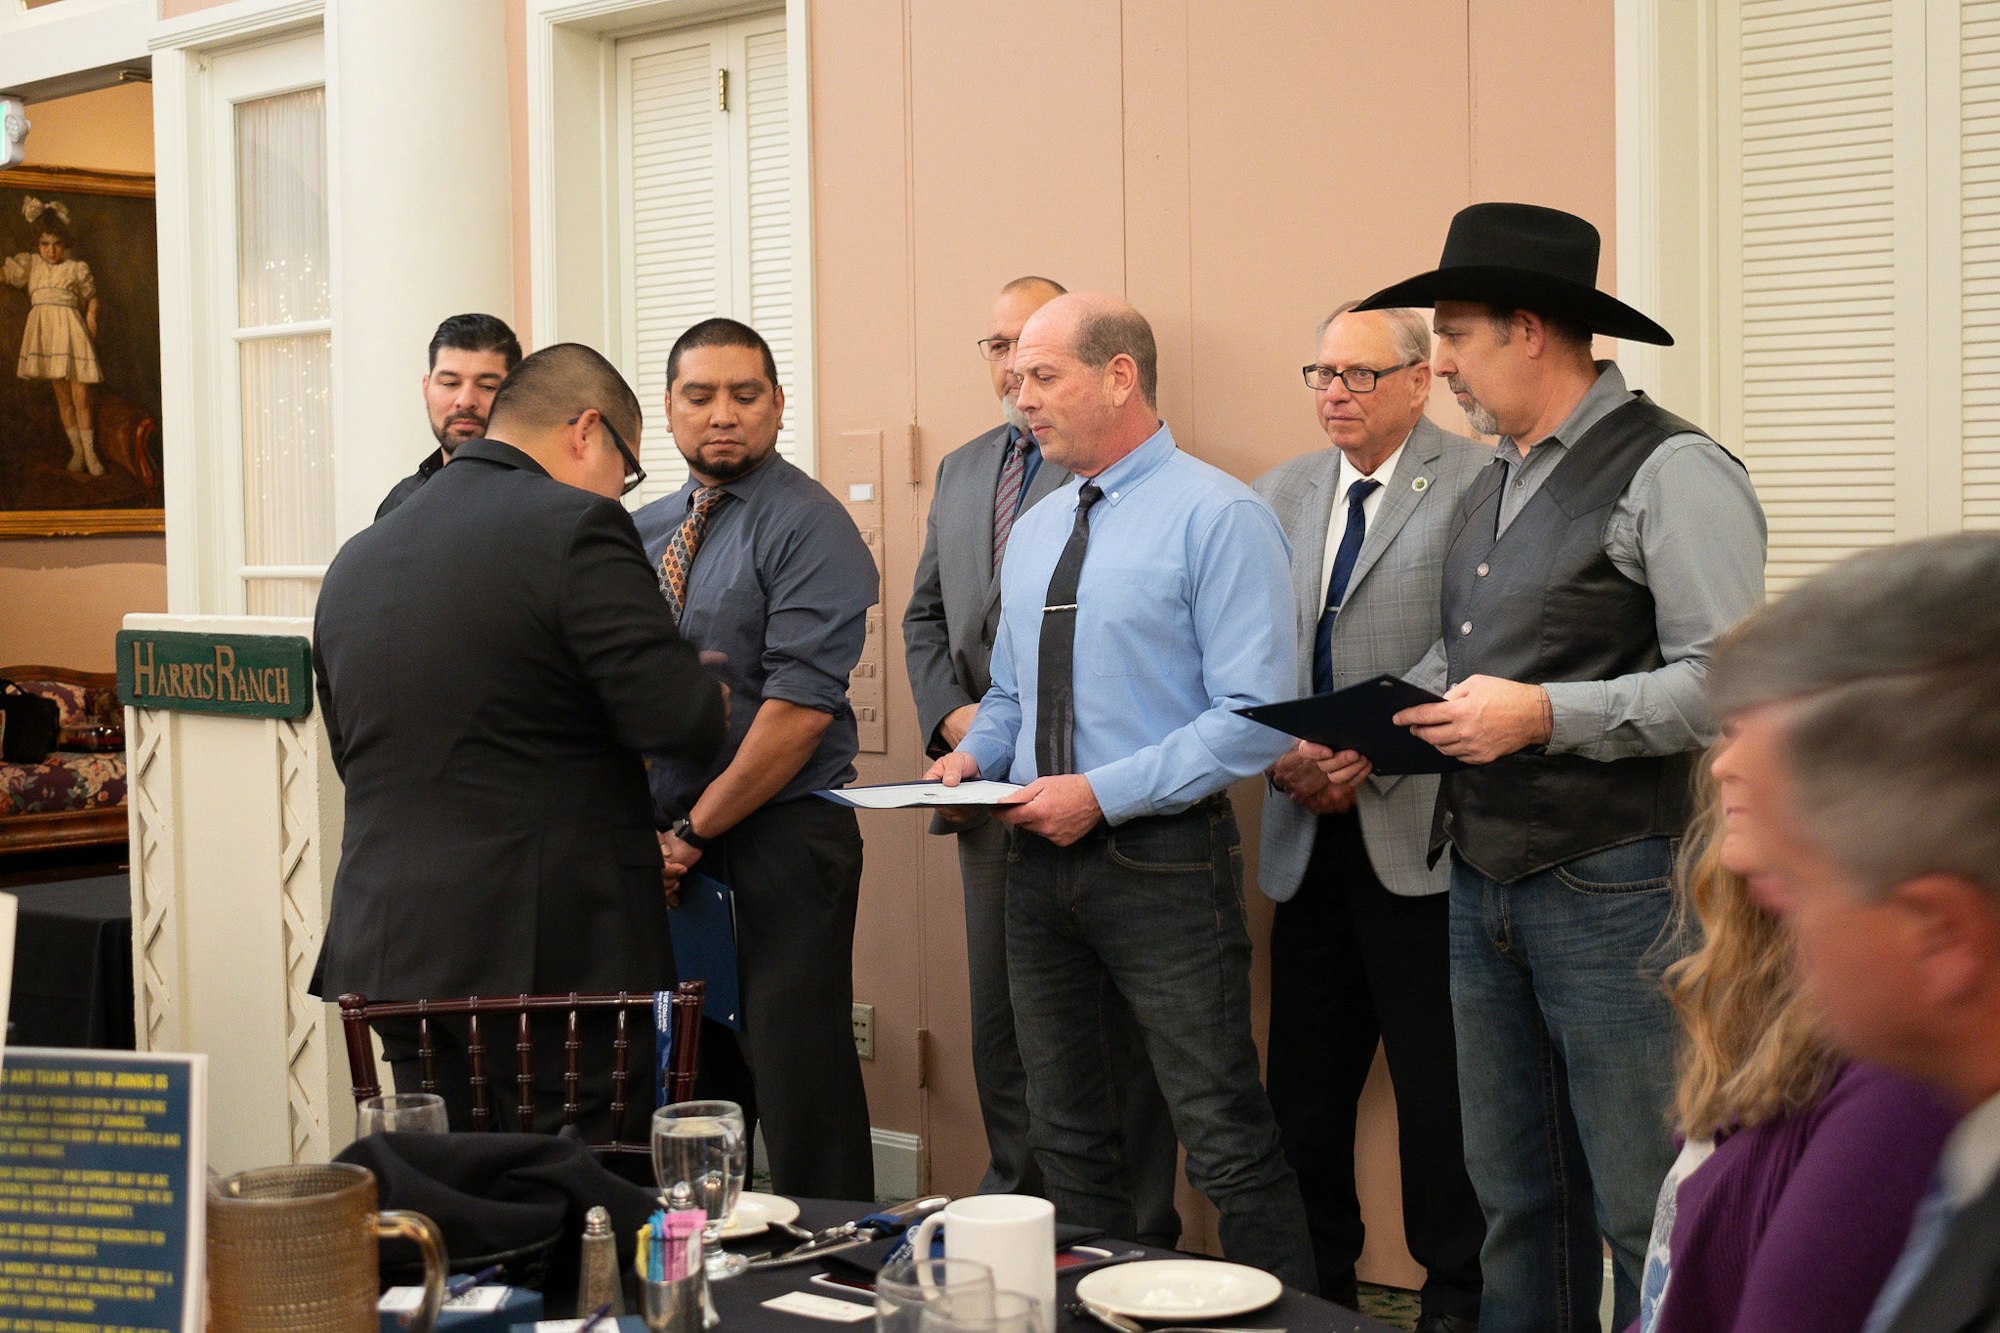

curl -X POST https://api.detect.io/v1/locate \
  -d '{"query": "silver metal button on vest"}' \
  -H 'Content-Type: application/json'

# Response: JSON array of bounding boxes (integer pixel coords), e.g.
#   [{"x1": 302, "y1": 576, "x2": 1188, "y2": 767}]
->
[
  {"x1": 1459, "y1": 621, "x2": 1472, "y2": 636},
  {"x1": 1476, "y1": 563, "x2": 1490, "y2": 577}
]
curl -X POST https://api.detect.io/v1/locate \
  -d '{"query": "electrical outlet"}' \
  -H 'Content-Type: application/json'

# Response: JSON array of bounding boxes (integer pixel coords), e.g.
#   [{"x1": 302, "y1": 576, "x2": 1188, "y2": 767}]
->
[{"x1": 851, "y1": 1003, "x2": 875, "y2": 1060}]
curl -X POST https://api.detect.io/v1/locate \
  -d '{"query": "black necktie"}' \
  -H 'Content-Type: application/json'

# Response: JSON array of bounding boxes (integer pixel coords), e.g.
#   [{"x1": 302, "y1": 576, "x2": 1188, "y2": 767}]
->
[
  {"x1": 1312, "y1": 478, "x2": 1382, "y2": 694},
  {"x1": 1035, "y1": 482, "x2": 1104, "y2": 776}
]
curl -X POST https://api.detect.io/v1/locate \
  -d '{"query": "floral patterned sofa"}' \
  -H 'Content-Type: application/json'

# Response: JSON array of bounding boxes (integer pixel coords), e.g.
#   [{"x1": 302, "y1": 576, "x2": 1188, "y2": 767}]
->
[{"x1": 0, "y1": 666, "x2": 126, "y2": 857}]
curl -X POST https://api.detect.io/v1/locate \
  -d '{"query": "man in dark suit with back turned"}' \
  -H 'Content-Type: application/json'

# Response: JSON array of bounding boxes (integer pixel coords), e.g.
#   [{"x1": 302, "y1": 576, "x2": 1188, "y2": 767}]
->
[
  {"x1": 314, "y1": 342, "x2": 726, "y2": 1133},
  {"x1": 903, "y1": 276, "x2": 1180, "y2": 1240}
]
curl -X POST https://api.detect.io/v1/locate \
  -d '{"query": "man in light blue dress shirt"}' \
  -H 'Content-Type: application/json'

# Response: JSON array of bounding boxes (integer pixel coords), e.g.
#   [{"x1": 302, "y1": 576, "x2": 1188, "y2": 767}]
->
[{"x1": 928, "y1": 292, "x2": 1315, "y2": 1287}]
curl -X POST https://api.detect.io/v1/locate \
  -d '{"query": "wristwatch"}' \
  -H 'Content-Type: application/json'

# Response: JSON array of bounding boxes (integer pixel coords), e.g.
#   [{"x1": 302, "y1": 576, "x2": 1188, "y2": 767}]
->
[{"x1": 668, "y1": 816, "x2": 712, "y2": 850}]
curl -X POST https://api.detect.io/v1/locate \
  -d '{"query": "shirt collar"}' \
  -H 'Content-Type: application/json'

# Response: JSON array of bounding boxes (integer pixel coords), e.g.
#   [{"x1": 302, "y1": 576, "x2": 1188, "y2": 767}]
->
[
  {"x1": 1005, "y1": 424, "x2": 1039, "y2": 457},
  {"x1": 1335, "y1": 428, "x2": 1413, "y2": 497},
  {"x1": 1084, "y1": 421, "x2": 1175, "y2": 506},
  {"x1": 1503, "y1": 359, "x2": 1632, "y2": 457},
  {"x1": 1942, "y1": 1086, "x2": 2000, "y2": 1210}
]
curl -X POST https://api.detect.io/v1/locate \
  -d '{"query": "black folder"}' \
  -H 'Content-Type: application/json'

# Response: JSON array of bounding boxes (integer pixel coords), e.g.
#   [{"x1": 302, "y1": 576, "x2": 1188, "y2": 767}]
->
[{"x1": 1235, "y1": 674, "x2": 1465, "y2": 775}]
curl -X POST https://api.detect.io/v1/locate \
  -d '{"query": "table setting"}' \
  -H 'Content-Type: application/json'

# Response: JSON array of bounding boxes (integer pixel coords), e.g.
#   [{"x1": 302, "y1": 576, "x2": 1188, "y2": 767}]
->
[{"x1": 206, "y1": 1092, "x2": 1397, "y2": 1333}]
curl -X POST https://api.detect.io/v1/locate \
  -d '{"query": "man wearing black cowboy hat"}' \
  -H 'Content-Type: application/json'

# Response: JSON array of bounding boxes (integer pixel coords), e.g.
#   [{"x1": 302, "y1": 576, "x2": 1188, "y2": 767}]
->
[{"x1": 1338, "y1": 202, "x2": 1767, "y2": 1332}]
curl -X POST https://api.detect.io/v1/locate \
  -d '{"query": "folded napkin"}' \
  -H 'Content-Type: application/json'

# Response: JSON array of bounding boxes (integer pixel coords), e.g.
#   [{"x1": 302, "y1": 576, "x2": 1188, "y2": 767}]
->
[{"x1": 335, "y1": 1130, "x2": 659, "y2": 1293}]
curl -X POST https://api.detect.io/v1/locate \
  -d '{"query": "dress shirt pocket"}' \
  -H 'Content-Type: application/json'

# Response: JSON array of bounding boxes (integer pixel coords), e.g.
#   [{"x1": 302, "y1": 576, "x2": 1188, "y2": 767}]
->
[{"x1": 1081, "y1": 572, "x2": 1187, "y2": 679}]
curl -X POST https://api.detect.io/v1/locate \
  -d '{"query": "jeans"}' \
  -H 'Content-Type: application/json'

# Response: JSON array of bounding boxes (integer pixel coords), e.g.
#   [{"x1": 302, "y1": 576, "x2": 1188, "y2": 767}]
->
[
  {"x1": 1450, "y1": 837, "x2": 1683, "y2": 1333},
  {"x1": 959, "y1": 818, "x2": 1183, "y2": 1245},
  {"x1": 1006, "y1": 800, "x2": 1316, "y2": 1289}
]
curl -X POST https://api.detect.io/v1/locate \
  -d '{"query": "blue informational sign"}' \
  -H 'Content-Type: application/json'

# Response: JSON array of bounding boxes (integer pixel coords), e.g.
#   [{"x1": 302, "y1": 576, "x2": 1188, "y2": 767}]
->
[{"x1": 0, "y1": 1048, "x2": 205, "y2": 1333}]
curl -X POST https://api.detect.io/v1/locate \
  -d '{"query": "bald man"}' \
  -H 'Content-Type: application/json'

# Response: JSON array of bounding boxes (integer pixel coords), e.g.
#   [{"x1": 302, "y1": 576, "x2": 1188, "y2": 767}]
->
[
  {"x1": 929, "y1": 294, "x2": 1314, "y2": 1287},
  {"x1": 904, "y1": 278, "x2": 1179, "y2": 1239}
]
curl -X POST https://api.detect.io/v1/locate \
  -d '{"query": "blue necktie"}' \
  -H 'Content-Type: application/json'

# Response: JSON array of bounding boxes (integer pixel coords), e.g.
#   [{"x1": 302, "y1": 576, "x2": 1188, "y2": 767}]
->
[{"x1": 1312, "y1": 478, "x2": 1381, "y2": 694}]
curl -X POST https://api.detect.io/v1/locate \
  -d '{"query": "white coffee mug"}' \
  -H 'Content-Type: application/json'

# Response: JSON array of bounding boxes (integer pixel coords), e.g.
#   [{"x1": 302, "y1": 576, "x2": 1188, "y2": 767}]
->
[{"x1": 910, "y1": 1195, "x2": 1056, "y2": 1324}]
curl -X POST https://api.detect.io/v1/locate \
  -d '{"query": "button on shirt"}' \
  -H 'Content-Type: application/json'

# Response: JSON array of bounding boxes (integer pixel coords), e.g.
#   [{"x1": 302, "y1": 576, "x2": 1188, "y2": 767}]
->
[
  {"x1": 958, "y1": 424, "x2": 1296, "y2": 825},
  {"x1": 634, "y1": 455, "x2": 879, "y2": 814},
  {"x1": 1407, "y1": 362, "x2": 1766, "y2": 761}
]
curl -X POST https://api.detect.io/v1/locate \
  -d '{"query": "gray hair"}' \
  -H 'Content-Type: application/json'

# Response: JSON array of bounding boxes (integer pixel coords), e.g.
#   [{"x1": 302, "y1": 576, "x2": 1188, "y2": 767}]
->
[
  {"x1": 1315, "y1": 301, "x2": 1432, "y2": 366},
  {"x1": 1708, "y1": 532, "x2": 2000, "y2": 902}
]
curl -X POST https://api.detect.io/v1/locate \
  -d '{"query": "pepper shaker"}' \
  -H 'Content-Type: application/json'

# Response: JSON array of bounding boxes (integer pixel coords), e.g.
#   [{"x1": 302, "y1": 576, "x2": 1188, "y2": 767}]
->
[{"x1": 578, "y1": 1205, "x2": 626, "y2": 1317}]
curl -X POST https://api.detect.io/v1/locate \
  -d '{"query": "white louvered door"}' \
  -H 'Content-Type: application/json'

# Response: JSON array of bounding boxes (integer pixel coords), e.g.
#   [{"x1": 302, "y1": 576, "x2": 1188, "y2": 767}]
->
[
  {"x1": 617, "y1": 10, "x2": 798, "y2": 506},
  {"x1": 1964, "y1": 1, "x2": 2000, "y2": 528},
  {"x1": 1716, "y1": 0, "x2": 2000, "y2": 586}
]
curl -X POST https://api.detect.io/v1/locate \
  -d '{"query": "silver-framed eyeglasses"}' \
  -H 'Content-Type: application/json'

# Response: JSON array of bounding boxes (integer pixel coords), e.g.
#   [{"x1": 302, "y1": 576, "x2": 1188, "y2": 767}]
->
[
  {"x1": 976, "y1": 337, "x2": 1018, "y2": 362},
  {"x1": 1301, "y1": 359, "x2": 1421, "y2": 393}
]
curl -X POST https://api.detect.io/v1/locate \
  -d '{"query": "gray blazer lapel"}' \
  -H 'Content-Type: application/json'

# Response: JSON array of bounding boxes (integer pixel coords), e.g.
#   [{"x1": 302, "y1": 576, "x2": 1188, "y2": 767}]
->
[{"x1": 1343, "y1": 419, "x2": 1442, "y2": 600}]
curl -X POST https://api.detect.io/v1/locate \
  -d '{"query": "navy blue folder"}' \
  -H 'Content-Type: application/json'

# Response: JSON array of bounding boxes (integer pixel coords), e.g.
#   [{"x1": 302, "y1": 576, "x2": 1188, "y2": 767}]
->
[
  {"x1": 668, "y1": 873, "x2": 741, "y2": 1031},
  {"x1": 1235, "y1": 674, "x2": 1465, "y2": 775}
]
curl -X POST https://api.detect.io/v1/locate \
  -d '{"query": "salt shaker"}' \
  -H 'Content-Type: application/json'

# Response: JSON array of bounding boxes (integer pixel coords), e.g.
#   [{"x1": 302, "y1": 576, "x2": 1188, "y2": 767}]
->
[{"x1": 578, "y1": 1204, "x2": 626, "y2": 1317}]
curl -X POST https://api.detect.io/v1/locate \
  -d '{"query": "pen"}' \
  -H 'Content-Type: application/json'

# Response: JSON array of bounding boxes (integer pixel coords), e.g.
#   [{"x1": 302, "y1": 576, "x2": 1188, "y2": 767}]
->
[
  {"x1": 578, "y1": 1301, "x2": 614, "y2": 1332},
  {"x1": 445, "y1": 1264, "x2": 502, "y2": 1301}
]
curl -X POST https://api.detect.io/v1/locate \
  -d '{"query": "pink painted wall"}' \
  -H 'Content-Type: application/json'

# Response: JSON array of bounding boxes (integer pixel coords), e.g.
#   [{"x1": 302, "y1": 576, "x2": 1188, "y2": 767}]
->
[
  {"x1": 806, "y1": 0, "x2": 1617, "y2": 1283},
  {"x1": 0, "y1": 82, "x2": 165, "y2": 671}
]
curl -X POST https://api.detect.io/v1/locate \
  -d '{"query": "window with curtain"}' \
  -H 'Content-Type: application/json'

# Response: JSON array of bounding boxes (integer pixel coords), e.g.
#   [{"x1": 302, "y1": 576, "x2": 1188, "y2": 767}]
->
[{"x1": 234, "y1": 86, "x2": 332, "y2": 616}]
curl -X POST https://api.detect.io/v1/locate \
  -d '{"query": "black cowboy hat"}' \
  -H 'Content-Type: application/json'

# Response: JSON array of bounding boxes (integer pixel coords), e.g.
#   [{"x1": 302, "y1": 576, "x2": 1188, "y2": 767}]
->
[{"x1": 1354, "y1": 202, "x2": 1673, "y2": 346}]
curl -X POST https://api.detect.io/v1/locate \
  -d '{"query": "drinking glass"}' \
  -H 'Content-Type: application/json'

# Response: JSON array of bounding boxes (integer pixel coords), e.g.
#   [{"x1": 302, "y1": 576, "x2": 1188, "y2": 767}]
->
[
  {"x1": 652, "y1": 1099, "x2": 748, "y2": 1279},
  {"x1": 918, "y1": 1289, "x2": 1047, "y2": 1333},
  {"x1": 875, "y1": 1258, "x2": 994, "y2": 1333},
  {"x1": 356, "y1": 1092, "x2": 448, "y2": 1135}
]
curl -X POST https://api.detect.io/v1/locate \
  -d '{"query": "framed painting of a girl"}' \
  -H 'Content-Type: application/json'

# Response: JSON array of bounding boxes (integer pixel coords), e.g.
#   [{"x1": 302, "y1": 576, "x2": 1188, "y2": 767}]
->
[{"x1": 0, "y1": 167, "x2": 161, "y2": 536}]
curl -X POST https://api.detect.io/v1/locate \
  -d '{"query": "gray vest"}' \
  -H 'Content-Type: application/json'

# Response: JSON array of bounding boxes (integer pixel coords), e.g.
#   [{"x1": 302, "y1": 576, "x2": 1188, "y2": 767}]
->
[{"x1": 1437, "y1": 396, "x2": 1712, "y2": 884}]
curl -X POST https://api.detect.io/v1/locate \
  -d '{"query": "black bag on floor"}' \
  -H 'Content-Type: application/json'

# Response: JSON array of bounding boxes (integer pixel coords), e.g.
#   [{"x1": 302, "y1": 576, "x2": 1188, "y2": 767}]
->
[{"x1": 0, "y1": 680, "x2": 59, "y2": 763}]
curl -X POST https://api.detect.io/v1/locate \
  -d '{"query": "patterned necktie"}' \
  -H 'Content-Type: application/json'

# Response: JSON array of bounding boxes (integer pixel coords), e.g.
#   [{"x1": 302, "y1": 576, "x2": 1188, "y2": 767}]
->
[
  {"x1": 1312, "y1": 478, "x2": 1382, "y2": 694},
  {"x1": 658, "y1": 485, "x2": 727, "y2": 623},
  {"x1": 992, "y1": 436, "x2": 1030, "y2": 574},
  {"x1": 1035, "y1": 482, "x2": 1104, "y2": 777}
]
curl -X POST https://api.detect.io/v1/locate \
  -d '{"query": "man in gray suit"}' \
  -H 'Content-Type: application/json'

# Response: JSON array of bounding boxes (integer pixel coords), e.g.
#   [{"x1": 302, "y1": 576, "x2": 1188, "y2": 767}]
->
[
  {"x1": 1254, "y1": 304, "x2": 1487, "y2": 1331},
  {"x1": 904, "y1": 276, "x2": 1179, "y2": 1240}
]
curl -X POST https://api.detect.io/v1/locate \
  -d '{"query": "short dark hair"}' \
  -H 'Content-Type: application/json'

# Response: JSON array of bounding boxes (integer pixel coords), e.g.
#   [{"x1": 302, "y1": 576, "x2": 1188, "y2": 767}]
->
[
  {"x1": 31, "y1": 211, "x2": 76, "y2": 247},
  {"x1": 1072, "y1": 304, "x2": 1158, "y2": 407},
  {"x1": 487, "y1": 342, "x2": 641, "y2": 443},
  {"x1": 429, "y1": 313, "x2": 523, "y2": 371},
  {"x1": 666, "y1": 318, "x2": 778, "y2": 389}
]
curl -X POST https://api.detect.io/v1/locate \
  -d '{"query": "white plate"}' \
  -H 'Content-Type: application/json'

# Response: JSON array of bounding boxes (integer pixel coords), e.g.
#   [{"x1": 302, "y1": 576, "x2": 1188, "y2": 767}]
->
[
  {"x1": 719, "y1": 1191, "x2": 800, "y2": 1240},
  {"x1": 1074, "y1": 1259, "x2": 1283, "y2": 1321}
]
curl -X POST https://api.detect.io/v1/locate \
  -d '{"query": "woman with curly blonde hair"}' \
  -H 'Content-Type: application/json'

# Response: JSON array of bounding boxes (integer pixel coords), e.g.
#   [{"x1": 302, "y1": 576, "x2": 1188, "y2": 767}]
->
[{"x1": 1630, "y1": 766, "x2": 1955, "y2": 1332}]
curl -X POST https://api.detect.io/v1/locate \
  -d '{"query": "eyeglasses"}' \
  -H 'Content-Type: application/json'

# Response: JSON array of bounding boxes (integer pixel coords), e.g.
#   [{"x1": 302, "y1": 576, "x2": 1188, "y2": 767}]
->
[
  {"x1": 1301, "y1": 359, "x2": 1421, "y2": 393},
  {"x1": 976, "y1": 337, "x2": 1018, "y2": 362},
  {"x1": 571, "y1": 412, "x2": 647, "y2": 495}
]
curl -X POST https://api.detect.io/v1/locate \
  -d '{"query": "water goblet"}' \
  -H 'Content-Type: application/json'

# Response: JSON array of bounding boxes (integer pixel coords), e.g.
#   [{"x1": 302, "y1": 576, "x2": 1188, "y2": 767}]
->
[{"x1": 652, "y1": 1099, "x2": 748, "y2": 1279}]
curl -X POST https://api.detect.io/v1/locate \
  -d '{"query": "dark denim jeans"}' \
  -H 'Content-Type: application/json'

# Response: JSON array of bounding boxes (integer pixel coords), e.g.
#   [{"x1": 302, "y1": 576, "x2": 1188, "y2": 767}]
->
[
  {"x1": 1450, "y1": 837, "x2": 1683, "y2": 1333},
  {"x1": 1005, "y1": 801, "x2": 1316, "y2": 1289}
]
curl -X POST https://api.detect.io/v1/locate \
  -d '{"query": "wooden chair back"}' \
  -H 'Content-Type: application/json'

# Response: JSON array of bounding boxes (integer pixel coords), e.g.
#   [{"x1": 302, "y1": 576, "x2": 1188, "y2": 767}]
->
[{"x1": 336, "y1": 984, "x2": 704, "y2": 1160}]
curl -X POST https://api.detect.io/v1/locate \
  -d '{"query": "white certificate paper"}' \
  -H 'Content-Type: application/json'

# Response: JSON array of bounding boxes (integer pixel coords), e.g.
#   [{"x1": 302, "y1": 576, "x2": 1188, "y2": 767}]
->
[{"x1": 815, "y1": 780, "x2": 1025, "y2": 810}]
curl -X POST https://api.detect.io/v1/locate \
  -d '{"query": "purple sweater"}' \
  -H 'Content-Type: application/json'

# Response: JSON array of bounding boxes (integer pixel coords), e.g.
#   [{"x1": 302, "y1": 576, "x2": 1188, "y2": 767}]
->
[{"x1": 1644, "y1": 1061, "x2": 1957, "y2": 1333}]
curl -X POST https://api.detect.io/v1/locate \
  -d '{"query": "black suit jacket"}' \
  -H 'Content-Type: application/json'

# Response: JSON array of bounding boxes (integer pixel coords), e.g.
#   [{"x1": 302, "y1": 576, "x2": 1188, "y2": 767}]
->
[
  {"x1": 1885, "y1": 1165, "x2": 2000, "y2": 1333},
  {"x1": 313, "y1": 438, "x2": 725, "y2": 1001}
]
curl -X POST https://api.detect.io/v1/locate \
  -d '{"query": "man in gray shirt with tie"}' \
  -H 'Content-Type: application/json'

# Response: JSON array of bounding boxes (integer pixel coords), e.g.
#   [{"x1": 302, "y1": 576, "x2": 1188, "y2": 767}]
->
[{"x1": 636, "y1": 317, "x2": 880, "y2": 1200}]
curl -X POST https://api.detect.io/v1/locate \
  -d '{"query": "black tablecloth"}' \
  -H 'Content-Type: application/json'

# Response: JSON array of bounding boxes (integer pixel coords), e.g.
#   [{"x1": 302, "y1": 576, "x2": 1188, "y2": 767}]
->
[
  {"x1": 7, "y1": 873, "x2": 134, "y2": 1048},
  {"x1": 710, "y1": 1198, "x2": 1398, "y2": 1333}
]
